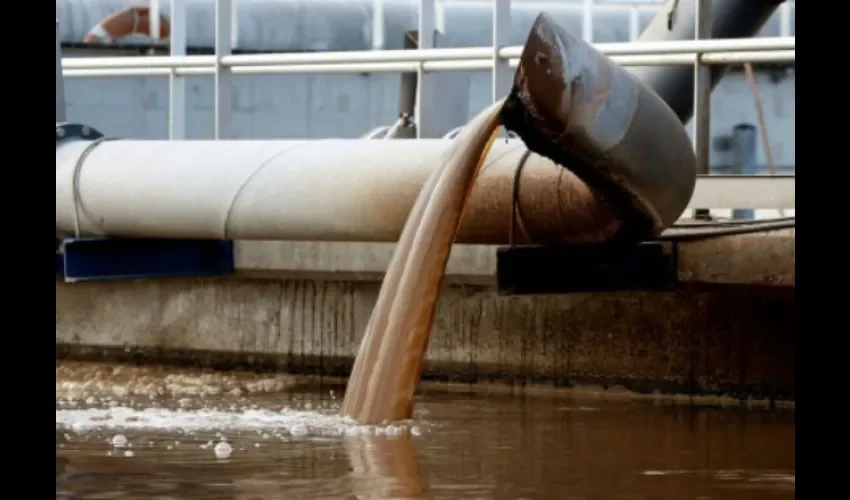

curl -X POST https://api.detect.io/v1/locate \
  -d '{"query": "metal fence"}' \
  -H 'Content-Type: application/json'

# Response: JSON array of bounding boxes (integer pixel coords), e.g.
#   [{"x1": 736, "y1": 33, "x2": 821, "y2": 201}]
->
[{"x1": 58, "y1": 0, "x2": 796, "y2": 213}]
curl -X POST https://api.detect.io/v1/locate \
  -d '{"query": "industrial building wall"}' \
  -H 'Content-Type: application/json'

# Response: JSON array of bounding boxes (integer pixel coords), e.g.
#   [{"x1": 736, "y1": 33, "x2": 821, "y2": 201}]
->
[
  {"x1": 59, "y1": 0, "x2": 795, "y2": 170},
  {"x1": 63, "y1": 67, "x2": 795, "y2": 171}
]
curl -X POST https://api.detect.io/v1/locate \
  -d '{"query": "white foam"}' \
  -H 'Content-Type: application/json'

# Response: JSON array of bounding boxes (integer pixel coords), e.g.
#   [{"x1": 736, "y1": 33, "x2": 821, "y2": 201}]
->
[
  {"x1": 213, "y1": 441, "x2": 233, "y2": 459},
  {"x1": 56, "y1": 406, "x2": 357, "y2": 435},
  {"x1": 111, "y1": 434, "x2": 128, "y2": 448},
  {"x1": 56, "y1": 406, "x2": 428, "y2": 438}
]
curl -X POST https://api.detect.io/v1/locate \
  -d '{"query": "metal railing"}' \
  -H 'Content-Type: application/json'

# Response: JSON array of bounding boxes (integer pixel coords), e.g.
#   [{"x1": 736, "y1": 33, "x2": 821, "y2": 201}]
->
[{"x1": 58, "y1": 0, "x2": 796, "y2": 214}]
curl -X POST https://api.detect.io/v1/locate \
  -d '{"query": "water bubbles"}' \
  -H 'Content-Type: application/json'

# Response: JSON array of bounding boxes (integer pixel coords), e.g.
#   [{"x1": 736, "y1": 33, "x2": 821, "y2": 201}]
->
[
  {"x1": 385, "y1": 425, "x2": 404, "y2": 437},
  {"x1": 214, "y1": 441, "x2": 233, "y2": 459},
  {"x1": 345, "y1": 426, "x2": 361, "y2": 437},
  {"x1": 111, "y1": 434, "x2": 128, "y2": 448},
  {"x1": 410, "y1": 426, "x2": 422, "y2": 437},
  {"x1": 290, "y1": 424, "x2": 309, "y2": 437}
]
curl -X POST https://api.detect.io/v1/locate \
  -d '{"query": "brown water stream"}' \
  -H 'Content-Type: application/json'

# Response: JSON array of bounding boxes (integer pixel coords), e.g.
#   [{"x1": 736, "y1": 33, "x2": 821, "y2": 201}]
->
[{"x1": 341, "y1": 101, "x2": 505, "y2": 424}]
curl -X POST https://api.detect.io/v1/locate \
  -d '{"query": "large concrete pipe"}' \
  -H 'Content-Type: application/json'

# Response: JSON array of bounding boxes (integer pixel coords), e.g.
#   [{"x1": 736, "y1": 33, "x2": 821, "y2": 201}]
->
[
  {"x1": 56, "y1": 137, "x2": 688, "y2": 246},
  {"x1": 630, "y1": 0, "x2": 785, "y2": 122},
  {"x1": 56, "y1": 138, "x2": 611, "y2": 245}
]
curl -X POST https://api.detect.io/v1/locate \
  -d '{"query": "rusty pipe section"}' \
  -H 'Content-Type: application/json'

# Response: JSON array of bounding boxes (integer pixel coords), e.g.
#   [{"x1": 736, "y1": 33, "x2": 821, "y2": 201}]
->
[{"x1": 501, "y1": 13, "x2": 696, "y2": 241}]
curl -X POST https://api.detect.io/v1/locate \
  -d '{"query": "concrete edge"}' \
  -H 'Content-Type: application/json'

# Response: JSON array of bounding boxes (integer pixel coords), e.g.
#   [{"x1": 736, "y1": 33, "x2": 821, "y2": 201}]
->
[
  {"x1": 234, "y1": 229, "x2": 795, "y2": 287},
  {"x1": 56, "y1": 350, "x2": 795, "y2": 408}
]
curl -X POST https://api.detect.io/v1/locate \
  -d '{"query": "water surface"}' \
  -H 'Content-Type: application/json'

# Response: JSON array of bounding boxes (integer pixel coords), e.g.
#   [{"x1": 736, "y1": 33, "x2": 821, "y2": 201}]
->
[{"x1": 57, "y1": 361, "x2": 794, "y2": 499}]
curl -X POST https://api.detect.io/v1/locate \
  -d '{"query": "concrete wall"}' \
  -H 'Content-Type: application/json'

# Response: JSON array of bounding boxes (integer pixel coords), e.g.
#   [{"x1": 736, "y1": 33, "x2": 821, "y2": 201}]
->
[
  {"x1": 56, "y1": 232, "x2": 796, "y2": 400},
  {"x1": 56, "y1": 277, "x2": 795, "y2": 400}
]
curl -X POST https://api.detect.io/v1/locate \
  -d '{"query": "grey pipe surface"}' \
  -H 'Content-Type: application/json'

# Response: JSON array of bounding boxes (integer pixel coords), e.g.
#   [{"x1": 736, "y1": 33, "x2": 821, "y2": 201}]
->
[
  {"x1": 629, "y1": 0, "x2": 784, "y2": 123},
  {"x1": 56, "y1": 138, "x2": 693, "y2": 245}
]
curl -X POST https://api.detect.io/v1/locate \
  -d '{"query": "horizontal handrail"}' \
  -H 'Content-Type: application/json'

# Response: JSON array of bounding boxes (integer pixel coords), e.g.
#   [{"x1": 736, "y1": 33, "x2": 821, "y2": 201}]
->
[
  {"x1": 62, "y1": 36, "x2": 795, "y2": 72},
  {"x1": 62, "y1": 46, "x2": 796, "y2": 79}
]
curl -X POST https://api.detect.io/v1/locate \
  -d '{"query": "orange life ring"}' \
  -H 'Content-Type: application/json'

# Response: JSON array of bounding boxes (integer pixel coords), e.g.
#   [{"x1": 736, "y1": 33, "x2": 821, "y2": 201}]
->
[{"x1": 83, "y1": 6, "x2": 171, "y2": 43}]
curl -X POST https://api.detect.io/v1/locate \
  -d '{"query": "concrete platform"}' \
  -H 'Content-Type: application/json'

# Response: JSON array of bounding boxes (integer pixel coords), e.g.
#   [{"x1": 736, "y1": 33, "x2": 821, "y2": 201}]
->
[
  {"x1": 234, "y1": 228, "x2": 794, "y2": 288},
  {"x1": 56, "y1": 230, "x2": 795, "y2": 401}
]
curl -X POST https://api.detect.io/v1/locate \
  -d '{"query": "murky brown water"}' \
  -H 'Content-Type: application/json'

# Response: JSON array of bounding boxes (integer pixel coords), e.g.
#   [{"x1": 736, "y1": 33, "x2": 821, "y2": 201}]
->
[{"x1": 57, "y1": 362, "x2": 794, "y2": 499}]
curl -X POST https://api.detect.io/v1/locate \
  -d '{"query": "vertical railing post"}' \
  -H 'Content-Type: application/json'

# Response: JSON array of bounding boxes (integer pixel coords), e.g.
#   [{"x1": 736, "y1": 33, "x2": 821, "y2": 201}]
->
[
  {"x1": 435, "y1": 0, "x2": 446, "y2": 34},
  {"x1": 628, "y1": 6, "x2": 640, "y2": 41},
  {"x1": 492, "y1": 0, "x2": 511, "y2": 103},
  {"x1": 231, "y1": 0, "x2": 239, "y2": 49},
  {"x1": 779, "y1": 2, "x2": 792, "y2": 37},
  {"x1": 214, "y1": 0, "x2": 233, "y2": 139},
  {"x1": 372, "y1": 0, "x2": 385, "y2": 50},
  {"x1": 731, "y1": 123, "x2": 757, "y2": 220},
  {"x1": 169, "y1": 0, "x2": 187, "y2": 139},
  {"x1": 56, "y1": 19, "x2": 67, "y2": 122},
  {"x1": 150, "y1": 0, "x2": 161, "y2": 40},
  {"x1": 416, "y1": 0, "x2": 436, "y2": 138},
  {"x1": 693, "y1": 0, "x2": 712, "y2": 220},
  {"x1": 582, "y1": 0, "x2": 593, "y2": 43}
]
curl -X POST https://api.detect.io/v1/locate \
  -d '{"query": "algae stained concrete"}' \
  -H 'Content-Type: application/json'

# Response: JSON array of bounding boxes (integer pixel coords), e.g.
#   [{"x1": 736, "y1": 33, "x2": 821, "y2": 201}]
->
[{"x1": 56, "y1": 277, "x2": 795, "y2": 400}]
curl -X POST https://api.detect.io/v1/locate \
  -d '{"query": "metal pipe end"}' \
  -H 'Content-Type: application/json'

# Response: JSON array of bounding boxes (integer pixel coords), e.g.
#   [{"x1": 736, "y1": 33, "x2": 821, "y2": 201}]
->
[
  {"x1": 500, "y1": 13, "x2": 654, "y2": 242},
  {"x1": 500, "y1": 12, "x2": 697, "y2": 243}
]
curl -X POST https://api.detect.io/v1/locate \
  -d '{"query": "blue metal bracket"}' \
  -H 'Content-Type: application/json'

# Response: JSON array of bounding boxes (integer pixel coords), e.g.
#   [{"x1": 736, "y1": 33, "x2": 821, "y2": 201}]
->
[
  {"x1": 496, "y1": 241, "x2": 678, "y2": 295},
  {"x1": 57, "y1": 237, "x2": 235, "y2": 283}
]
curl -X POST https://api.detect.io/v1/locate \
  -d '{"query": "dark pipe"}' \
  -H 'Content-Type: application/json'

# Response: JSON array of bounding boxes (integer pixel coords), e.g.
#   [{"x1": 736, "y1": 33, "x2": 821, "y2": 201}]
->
[
  {"x1": 629, "y1": 0, "x2": 785, "y2": 124},
  {"x1": 501, "y1": 13, "x2": 697, "y2": 240}
]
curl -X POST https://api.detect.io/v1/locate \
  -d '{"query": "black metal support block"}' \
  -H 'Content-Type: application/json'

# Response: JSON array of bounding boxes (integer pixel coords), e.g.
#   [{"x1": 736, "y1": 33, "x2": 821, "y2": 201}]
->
[
  {"x1": 58, "y1": 237, "x2": 235, "y2": 283},
  {"x1": 496, "y1": 241, "x2": 678, "y2": 295}
]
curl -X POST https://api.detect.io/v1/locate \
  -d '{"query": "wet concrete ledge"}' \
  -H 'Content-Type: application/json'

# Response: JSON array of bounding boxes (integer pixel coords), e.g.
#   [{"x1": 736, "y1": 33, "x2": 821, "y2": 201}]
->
[
  {"x1": 233, "y1": 229, "x2": 795, "y2": 287},
  {"x1": 56, "y1": 234, "x2": 795, "y2": 400}
]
